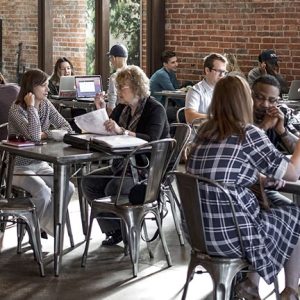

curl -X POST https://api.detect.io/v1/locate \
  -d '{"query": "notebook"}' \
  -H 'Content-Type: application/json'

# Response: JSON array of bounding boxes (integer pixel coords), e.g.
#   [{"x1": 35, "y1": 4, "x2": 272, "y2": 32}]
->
[
  {"x1": 51, "y1": 76, "x2": 76, "y2": 99},
  {"x1": 75, "y1": 75, "x2": 102, "y2": 102},
  {"x1": 288, "y1": 80, "x2": 300, "y2": 100}
]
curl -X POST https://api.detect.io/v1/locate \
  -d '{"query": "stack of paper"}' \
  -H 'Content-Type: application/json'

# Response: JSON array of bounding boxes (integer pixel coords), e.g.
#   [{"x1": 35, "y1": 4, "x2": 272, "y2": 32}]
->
[{"x1": 92, "y1": 135, "x2": 147, "y2": 149}]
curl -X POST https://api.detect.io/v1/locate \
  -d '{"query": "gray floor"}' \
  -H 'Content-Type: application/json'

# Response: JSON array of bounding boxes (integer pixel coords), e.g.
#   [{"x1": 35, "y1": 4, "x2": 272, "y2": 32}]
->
[{"x1": 0, "y1": 190, "x2": 287, "y2": 300}]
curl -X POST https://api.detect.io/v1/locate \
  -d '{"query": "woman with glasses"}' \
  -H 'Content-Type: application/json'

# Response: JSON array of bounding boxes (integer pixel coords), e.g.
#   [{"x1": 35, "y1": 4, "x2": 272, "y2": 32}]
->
[
  {"x1": 187, "y1": 74, "x2": 300, "y2": 300},
  {"x1": 82, "y1": 65, "x2": 170, "y2": 246},
  {"x1": 8, "y1": 69, "x2": 74, "y2": 238}
]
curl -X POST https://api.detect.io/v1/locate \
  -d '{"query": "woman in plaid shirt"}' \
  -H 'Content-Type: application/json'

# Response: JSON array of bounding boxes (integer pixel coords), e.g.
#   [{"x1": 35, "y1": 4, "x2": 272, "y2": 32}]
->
[
  {"x1": 187, "y1": 74, "x2": 300, "y2": 299},
  {"x1": 8, "y1": 69, "x2": 74, "y2": 238}
]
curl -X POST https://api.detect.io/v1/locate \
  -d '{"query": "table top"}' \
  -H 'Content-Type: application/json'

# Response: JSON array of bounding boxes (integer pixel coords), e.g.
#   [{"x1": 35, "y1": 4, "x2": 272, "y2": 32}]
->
[
  {"x1": 154, "y1": 90, "x2": 187, "y2": 99},
  {"x1": 0, "y1": 141, "x2": 103, "y2": 164},
  {"x1": 50, "y1": 98, "x2": 96, "y2": 110}
]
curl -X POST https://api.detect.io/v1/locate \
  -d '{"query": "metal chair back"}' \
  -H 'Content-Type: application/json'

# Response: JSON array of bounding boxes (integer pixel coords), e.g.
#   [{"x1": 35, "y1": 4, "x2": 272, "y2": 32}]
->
[{"x1": 115, "y1": 138, "x2": 177, "y2": 205}]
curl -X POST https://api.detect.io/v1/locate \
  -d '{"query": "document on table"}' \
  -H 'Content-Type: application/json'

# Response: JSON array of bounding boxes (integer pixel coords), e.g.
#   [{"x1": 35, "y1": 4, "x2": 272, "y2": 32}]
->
[{"x1": 74, "y1": 108, "x2": 111, "y2": 135}]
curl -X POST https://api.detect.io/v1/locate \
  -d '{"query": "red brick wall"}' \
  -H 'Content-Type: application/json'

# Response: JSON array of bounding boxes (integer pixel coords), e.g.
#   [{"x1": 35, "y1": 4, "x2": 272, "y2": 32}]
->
[
  {"x1": 164, "y1": 0, "x2": 300, "y2": 86},
  {"x1": 1, "y1": 0, "x2": 87, "y2": 82},
  {"x1": 52, "y1": 0, "x2": 87, "y2": 76},
  {"x1": 1, "y1": 1, "x2": 39, "y2": 82}
]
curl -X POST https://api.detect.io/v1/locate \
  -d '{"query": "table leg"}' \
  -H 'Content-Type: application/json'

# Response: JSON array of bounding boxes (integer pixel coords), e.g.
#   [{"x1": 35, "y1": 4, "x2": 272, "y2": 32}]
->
[
  {"x1": 53, "y1": 164, "x2": 70, "y2": 277},
  {"x1": 76, "y1": 166, "x2": 88, "y2": 236},
  {"x1": 5, "y1": 154, "x2": 15, "y2": 198}
]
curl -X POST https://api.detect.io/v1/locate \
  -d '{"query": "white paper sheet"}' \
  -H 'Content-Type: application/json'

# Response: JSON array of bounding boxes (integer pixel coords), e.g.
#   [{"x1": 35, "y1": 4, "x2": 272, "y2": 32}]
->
[{"x1": 74, "y1": 108, "x2": 111, "y2": 135}]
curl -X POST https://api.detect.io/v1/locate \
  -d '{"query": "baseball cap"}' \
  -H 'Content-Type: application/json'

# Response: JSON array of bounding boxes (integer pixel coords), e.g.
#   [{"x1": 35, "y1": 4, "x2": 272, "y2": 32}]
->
[
  {"x1": 107, "y1": 44, "x2": 128, "y2": 58},
  {"x1": 258, "y1": 49, "x2": 278, "y2": 63}
]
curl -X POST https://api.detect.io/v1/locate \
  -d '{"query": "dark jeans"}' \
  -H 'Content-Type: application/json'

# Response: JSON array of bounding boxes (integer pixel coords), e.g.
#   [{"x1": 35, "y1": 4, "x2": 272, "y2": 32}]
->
[{"x1": 81, "y1": 166, "x2": 134, "y2": 234}]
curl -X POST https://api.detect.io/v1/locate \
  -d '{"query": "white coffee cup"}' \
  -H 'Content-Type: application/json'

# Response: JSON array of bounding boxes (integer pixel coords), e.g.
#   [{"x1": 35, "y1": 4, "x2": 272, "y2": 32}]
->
[{"x1": 51, "y1": 129, "x2": 68, "y2": 141}]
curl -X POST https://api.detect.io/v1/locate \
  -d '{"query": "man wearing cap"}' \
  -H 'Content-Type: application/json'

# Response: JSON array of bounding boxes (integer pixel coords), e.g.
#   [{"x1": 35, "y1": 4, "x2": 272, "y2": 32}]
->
[
  {"x1": 248, "y1": 49, "x2": 289, "y2": 96},
  {"x1": 106, "y1": 44, "x2": 128, "y2": 115}
]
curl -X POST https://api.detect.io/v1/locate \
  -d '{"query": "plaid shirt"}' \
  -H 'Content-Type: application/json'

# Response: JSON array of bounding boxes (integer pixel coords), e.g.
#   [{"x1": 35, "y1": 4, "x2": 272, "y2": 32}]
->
[{"x1": 8, "y1": 99, "x2": 72, "y2": 166}]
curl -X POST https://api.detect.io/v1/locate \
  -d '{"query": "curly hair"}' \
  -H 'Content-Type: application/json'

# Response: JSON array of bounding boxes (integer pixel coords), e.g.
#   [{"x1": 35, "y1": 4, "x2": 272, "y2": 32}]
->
[{"x1": 115, "y1": 65, "x2": 150, "y2": 98}]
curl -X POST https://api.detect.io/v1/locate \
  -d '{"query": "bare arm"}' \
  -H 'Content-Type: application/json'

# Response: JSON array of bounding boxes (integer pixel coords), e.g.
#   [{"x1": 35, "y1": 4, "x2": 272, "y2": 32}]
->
[
  {"x1": 185, "y1": 108, "x2": 207, "y2": 124},
  {"x1": 283, "y1": 139, "x2": 300, "y2": 181}
]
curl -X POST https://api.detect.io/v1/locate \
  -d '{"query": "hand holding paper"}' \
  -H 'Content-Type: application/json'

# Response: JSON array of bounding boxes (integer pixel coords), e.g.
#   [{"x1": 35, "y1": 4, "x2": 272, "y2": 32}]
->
[{"x1": 74, "y1": 108, "x2": 111, "y2": 135}]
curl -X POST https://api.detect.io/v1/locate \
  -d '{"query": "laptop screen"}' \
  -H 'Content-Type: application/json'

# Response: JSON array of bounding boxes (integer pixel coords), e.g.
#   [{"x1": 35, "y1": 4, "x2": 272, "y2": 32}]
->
[
  {"x1": 58, "y1": 76, "x2": 76, "y2": 98},
  {"x1": 75, "y1": 75, "x2": 102, "y2": 98}
]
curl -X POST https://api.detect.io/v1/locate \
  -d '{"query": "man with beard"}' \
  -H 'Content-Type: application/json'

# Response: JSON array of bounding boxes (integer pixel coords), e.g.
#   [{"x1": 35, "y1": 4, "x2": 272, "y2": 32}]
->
[{"x1": 252, "y1": 75, "x2": 300, "y2": 154}]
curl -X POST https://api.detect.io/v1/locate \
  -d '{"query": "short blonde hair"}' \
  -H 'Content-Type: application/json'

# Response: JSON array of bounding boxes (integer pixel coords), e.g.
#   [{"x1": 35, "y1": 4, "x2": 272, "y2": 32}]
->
[{"x1": 115, "y1": 65, "x2": 150, "y2": 98}]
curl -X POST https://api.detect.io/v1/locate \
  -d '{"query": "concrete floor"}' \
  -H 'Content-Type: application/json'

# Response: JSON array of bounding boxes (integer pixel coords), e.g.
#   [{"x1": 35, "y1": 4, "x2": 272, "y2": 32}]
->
[{"x1": 0, "y1": 191, "x2": 290, "y2": 300}]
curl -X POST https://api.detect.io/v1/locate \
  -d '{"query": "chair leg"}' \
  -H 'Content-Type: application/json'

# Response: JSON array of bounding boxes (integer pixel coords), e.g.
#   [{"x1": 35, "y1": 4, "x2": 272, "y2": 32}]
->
[
  {"x1": 181, "y1": 255, "x2": 199, "y2": 300},
  {"x1": 167, "y1": 187, "x2": 185, "y2": 246},
  {"x1": 81, "y1": 216, "x2": 94, "y2": 267},
  {"x1": 142, "y1": 220, "x2": 154, "y2": 258},
  {"x1": 24, "y1": 214, "x2": 45, "y2": 277},
  {"x1": 66, "y1": 209, "x2": 74, "y2": 247},
  {"x1": 128, "y1": 224, "x2": 141, "y2": 277},
  {"x1": 17, "y1": 221, "x2": 26, "y2": 254},
  {"x1": 154, "y1": 208, "x2": 172, "y2": 267}
]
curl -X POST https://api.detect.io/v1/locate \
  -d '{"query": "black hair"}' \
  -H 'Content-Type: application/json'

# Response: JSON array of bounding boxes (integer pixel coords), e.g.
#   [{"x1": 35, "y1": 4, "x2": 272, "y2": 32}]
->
[
  {"x1": 252, "y1": 75, "x2": 281, "y2": 91},
  {"x1": 161, "y1": 50, "x2": 176, "y2": 64}
]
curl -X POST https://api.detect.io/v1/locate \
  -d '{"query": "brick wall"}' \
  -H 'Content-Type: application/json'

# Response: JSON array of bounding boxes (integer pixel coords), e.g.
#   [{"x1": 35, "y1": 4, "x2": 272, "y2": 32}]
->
[
  {"x1": 1, "y1": 0, "x2": 87, "y2": 82},
  {"x1": 2, "y1": 1, "x2": 300, "y2": 86},
  {"x1": 165, "y1": 0, "x2": 300, "y2": 86},
  {"x1": 1, "y1": 0, "x2": 38, "y2": 82}
]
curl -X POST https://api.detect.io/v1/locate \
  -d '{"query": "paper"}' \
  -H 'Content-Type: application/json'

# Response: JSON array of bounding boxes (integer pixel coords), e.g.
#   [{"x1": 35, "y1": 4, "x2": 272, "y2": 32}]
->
[
  {"x1": 74, "y1": 108, "x2": 111, "y2": 135},
  {"x1": 92, "y1": 135, "x2": 147, "y2": 148}
]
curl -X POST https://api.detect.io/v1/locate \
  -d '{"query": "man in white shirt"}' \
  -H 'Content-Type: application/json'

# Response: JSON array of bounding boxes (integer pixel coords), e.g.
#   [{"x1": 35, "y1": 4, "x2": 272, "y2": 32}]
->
[
  {"x1": 106, "y1": 44, "x2": 128, "y2": 115},
  {"x1": 185, "y1": 53, "x2": 227, "y2": 124}
]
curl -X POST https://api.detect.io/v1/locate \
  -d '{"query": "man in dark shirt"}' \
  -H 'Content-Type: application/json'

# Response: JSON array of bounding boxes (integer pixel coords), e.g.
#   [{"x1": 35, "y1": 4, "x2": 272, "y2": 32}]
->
[
  {"x1": 252, "y1": 75, "x2": 299, "y2": 154},
  {"x1": 248, "y1": 49, "x2": 289, "y2": 96},
  {"x1": 150, "y1": 50, "x2": 179, "y2": 105}
]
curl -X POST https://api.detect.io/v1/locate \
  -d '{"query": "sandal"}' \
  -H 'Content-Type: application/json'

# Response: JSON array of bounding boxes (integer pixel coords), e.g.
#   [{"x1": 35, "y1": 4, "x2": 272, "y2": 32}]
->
[
  {"x1": 280, "y1": 287, "x2": 299, "y2": 300},
  {"x1": 234, "y1": 278, "x2": 261, "y2": 300}
]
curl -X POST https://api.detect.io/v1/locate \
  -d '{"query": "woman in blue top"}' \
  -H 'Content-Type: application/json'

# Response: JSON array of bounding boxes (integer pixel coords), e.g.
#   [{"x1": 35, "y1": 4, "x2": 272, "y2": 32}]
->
[{"x1": 186, "y1": 74, "x2": 300, "y2": 300}]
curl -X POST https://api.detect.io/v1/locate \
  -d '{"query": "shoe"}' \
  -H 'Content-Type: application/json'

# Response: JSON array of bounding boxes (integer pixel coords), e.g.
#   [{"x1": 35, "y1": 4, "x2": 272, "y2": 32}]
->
[
  {"x1": 280, "y1": 287, "x2": 299, "y2": 300},
  {"x1": 234, "y1": 278, "x2": 261, "y2": 300},
  {"x1": 40, "y1": 231, "x2": 48, "y2": 239},
  {"x1": 101, "y1": 230, "x2": 122, "y2": 246}
]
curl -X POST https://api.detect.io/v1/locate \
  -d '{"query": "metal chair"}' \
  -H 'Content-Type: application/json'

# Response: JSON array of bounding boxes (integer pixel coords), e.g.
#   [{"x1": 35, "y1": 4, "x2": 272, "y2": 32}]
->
[
  {"x1": 174, "y1": 172, "x2": 280, "y2": 300},
  {"x1": 176, "y1": 106, "x2": 186, "y2": 123},
  {"x1": 81, "y1": 138, "x2": 176, "y2": 277},
  {"x1": 0, "y1": 197, "x2": 45, "y2": 276},
  {"x1": 0, "y1": 150, "x2": 74, "y2": 250},
  {"x1": 160, "y1": 123, "x2": 191, "y2": 246}
]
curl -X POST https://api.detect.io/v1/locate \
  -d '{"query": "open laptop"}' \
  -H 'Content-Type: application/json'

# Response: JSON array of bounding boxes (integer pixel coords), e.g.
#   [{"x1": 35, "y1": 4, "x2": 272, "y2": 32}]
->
[
  {"x1": 288, "y1": 80, "x2": 300, "y2": 100},
  {"x1": 51, "y1": 76, "x2": 76, "y2": 99},
  {"x1": 75, "y1": 75, "x2": 102, "y2": 102}
]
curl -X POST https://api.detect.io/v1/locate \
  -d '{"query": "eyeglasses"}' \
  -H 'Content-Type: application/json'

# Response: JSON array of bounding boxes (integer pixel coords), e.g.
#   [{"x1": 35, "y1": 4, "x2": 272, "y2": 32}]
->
[
  {"x1": 8, "y1": 134, "x2": 27, "y2": 142},
  {"x1": 116, "y1": 85, "x2": 130, "y2": 91},
  {"x1": 252, "y1": 92, "x2": 280, "y2": 104},
  {"x1": 210, "y1": 68, "x2": 228, "y2": 76}
]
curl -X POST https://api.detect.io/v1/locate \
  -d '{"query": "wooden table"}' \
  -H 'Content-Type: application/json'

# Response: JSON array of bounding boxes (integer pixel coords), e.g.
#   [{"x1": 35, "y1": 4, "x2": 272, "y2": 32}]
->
[{"x1": 0, "y1": 141, "x2": 103, "y2": 276}]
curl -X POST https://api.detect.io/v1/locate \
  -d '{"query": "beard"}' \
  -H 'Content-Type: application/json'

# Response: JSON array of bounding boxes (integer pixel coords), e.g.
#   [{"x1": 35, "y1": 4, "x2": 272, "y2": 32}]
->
[{"x1": 254, "y1": 108, "x2": 267, "y2": 123}]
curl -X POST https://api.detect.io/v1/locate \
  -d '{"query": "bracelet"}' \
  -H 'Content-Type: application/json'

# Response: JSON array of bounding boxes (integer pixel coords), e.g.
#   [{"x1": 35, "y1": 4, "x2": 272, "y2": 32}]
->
[{"x1": 279, "y1": 128, "x2": 288, "y2": 138}]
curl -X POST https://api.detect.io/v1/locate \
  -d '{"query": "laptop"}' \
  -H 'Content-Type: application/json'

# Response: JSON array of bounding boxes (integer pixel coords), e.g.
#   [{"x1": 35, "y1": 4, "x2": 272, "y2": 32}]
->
[
  {"x1": 288, "y1": 80, "x2": 300, "y2": 100},
  {"x1": 51, "y1": 76, "x2": 76, "y2": 99},
  {"x1": 75, "y1": 75, "x2": 102, "y2": 102}
]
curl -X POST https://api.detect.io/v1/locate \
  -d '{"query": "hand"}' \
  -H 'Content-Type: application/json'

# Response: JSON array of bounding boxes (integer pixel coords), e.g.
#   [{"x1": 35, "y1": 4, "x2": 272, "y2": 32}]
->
[
  {"x1": 267, "y1": 106, "x2": 285, "y2": 135},
  {"x1": 260, "y1": 62, "x2": 267, "y2": 75},
  {"x1": 260, "y1": 112, "x2": 278, "y2": 131},
  {"x1": 94, "y1": 91, "x2": 106, "y2": 110},
  {"x1": 104, "y1": 119, "x2": 122, "y2": 134},
  {"x1": 263, "y1": 177, "x2": 286, "y2": 190},
  {"x1": 24, "y1": 92, "x2": 35, "y2": 107}
]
